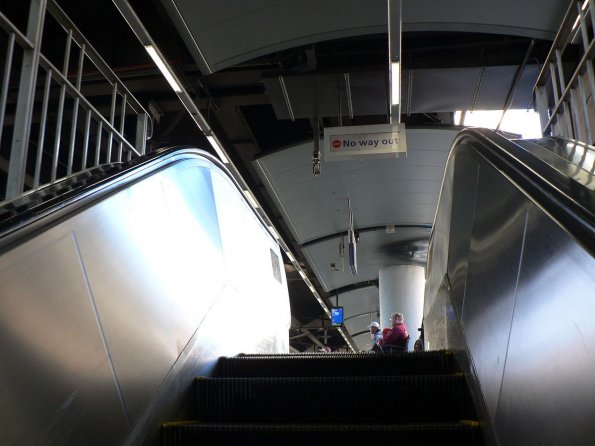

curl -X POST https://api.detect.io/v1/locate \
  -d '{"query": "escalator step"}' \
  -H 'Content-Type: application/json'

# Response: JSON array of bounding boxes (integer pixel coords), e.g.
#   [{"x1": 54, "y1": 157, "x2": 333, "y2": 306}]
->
[
  {"x1": 162, "y1": 421, "x2": 482, "y2": 446},
  {"x1": 215, "y1": 351, "x2": 458, "y2": 377},
  {"x1": 195, "y1": 374, "x2": 473, "y2": 423}
]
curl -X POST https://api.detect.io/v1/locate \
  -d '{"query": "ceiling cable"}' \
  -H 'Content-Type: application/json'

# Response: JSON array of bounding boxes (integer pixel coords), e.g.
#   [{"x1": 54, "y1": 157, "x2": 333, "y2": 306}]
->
[
  {"x1": 407, "y1": 69, "x2": 413, "y2": 116},
  {"x1": 344, "y1": 73, "x2": 354, "y2": 120},
  {"x1": 339, "y1": 234, "x2": 345, "y2": 272},
  {"x1": 470, "y1": 66, "x2": 485, "y2": 112},
  {"x1": 337, "y1": 82, "x2": 343, "y2": 126},
  {"x1": 496, "y1": 39, "x2": 536, "y2": 131},
  {"x1": 278, "y1": 75, "x2": 295, "y2": 121}
]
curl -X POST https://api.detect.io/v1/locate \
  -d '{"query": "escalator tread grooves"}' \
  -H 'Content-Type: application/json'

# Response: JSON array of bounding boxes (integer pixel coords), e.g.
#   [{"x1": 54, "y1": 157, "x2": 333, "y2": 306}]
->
[
  {"x1": 215, "y1": 351, "x2": 458, "y2": 377},
  {"x1": 163, "y1": 421, "x2": 479, "y2": 431},
  {"x1": 194, "y1": 375, "x2": 472, "y2": 423},
  {"x1": 164, "y1": 352, "x2": 481, "y2": 445},
  {"x1": 162, "y1": 422, "x2": 481, "y2": 445}
]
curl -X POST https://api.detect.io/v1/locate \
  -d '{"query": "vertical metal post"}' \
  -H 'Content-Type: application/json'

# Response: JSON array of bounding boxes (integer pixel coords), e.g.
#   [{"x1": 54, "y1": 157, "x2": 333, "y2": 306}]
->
[
  {"x1": 577, "y1": 75, "x2": 593, "y2": 143},
  {"x1": 0, "y1": 33, "x2": 16, "y2": 146},
  {"x1": 555, "y1": 50, "x2": 566, "y2": 91},
  {"x1": 106, "y1": 83, "x2": 117, "y2": 162},
  {"x1": 553, "y1": 55, "x2": 575, "y2": 138},
  {"x1": 578, "y1": 0, "x2": 590, "y2": 49},
  {"x1": 6, "y1": 0, "x2": 47, "y2": 198},
  {"x1": 553, "y1": 120, "x2": 562, "y2": 138},
  {"x1": 34, "y1": 70, "x2": 52, "y2": 188},
  {"x1": 578, "y1": 0, "x2": 595, "y2": 139},
  {"x1": 95, "y1": 121, "x2": 102, "y2": 166},
  {"x1": 117, "y1": 93, "x2": 126, "y2": 162},
  {"x1": 564, "y1": 99, "x2": 577, "y2": 139},
  {"x1": 51, "y1": 29, "x2": 73, "y2": 182},
  {"x1": 570, "y1": 87, "x2": 585, "y2": 142},
  {"x1": 585, "y1": 61, "x2": 595, "y2": 118},
  {"x1": 535, "y1": 86, "x2": 550, "y2": 136},
  {"x1": 135, "y1": 113, "x2": 148, "y2": 156},
  {"x1": 81, "y1": 109, "x2": 91, "y2": 170},
  {"x1": 549, "y1": 63, "x2": 560, "y2": 104},
  {"x1": 67, "y1": 44, "x2": 85, "y2": 175}
]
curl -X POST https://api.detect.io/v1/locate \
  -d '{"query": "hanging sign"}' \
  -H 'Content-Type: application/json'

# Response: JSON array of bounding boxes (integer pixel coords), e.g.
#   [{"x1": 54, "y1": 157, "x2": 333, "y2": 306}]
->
[{"x1": 324, "y1": 123, "x2": 407, "y2": 161}]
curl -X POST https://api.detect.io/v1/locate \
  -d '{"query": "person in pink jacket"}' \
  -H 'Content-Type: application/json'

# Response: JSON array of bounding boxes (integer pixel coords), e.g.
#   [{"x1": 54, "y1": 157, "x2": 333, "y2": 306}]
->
[{"x1": 378, "y1": 312, "x2": 409, "y2": 353}]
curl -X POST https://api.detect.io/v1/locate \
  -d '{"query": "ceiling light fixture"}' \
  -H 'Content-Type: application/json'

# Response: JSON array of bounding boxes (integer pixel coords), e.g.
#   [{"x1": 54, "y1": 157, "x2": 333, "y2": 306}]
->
[
  {"x1": 243, "y1": 189, "x2": 260, "y2": 209},
  {"x1": 144, "y1": 45, "x2": 182, "y2": 93},
  {"x1": 267, "y1": 226, "x2": 280, "y2": 240},
  {"x1": 391, "y1": 61, "x2": 400, "y2": 106},
  {"x1": 206, "y1": 134, "x2": 230, "y2": 164}
]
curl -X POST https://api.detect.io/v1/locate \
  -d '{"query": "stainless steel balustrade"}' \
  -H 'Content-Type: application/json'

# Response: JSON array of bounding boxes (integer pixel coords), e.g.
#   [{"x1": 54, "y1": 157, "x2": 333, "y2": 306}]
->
[
  {"x1": 0, "y1": 0, "x2": 151, "y2": 201},
  {"x1": 515, "y1": 137, "x2": 595, "y2": 178},
  {"x1": 0, "y1": 149, "x2": 291, "y2": 445},
  {"x1": 535, "y1": 0, "x2": 595, "y2": 145},
  {"x1": 425, "y1": 129, "x2": 595, "y2": 446}
]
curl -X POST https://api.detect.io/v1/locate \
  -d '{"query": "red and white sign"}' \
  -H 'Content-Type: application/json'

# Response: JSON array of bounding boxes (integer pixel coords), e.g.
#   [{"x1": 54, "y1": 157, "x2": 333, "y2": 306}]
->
[{"x1": 324, "y1": 123, "x2": 407, "y2": 161}]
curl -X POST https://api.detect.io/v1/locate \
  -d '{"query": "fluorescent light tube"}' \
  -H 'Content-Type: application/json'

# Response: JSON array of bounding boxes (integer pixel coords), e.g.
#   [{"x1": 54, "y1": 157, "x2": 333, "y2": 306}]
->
[
  {"x1": 144, "y1": 45, "x2": 182, "y2": 93},
  {"x1": 267, "y1": 226, "x2": 280, "y2": 240},
  {"x1": 206, "y1": 134, "x2": 230, "y2": 164},
  {"x1": 391, "y1": 61, "x2": 400, "y2": 105},
  {"x1": 285, "y1": 251, "x2": 295, "y2": 262},
  {"x1": 582, "y1": 0, "x2": 589, "y2": 10},
  {"x1": 298, "y1": 270, "x2": 307, "y2": 279},
  {"x1": 572, "y1": 15, "x2": 580, "y2": 30},
  {"x1": 243, "y1": 190, "x2": 260, "y2": 208}
]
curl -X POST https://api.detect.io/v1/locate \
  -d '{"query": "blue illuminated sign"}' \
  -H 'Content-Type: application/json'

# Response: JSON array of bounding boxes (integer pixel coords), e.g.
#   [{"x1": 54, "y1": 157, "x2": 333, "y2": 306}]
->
[{"x1": 331, "y1": 307, "x2": 344, "y2": 326}]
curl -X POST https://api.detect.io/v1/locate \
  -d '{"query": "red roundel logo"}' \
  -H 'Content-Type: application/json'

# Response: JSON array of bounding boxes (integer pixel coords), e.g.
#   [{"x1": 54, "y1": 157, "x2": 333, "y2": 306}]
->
[{"x1": 332, "y1": 139, "x2": 341, "y2": 148}]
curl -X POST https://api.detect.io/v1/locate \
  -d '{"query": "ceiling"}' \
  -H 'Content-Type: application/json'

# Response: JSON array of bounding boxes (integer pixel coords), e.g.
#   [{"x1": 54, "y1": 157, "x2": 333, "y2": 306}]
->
[{"x1": 29, "y1": 0, "x2": 573, "y2": 350}]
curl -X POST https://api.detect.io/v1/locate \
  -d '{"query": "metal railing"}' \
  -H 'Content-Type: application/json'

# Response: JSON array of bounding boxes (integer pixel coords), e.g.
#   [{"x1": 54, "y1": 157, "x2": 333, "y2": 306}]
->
[
  {"x1": 534, "y1": 0, "x2": 595, "y2": 145},
  {"x1": 0, "y1": 0, "x2": 151, "y2": 200}
]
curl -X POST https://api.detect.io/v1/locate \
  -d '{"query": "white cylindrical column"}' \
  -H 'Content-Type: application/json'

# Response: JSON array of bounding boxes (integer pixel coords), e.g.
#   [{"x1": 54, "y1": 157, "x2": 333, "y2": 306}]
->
[{"x1": 379, "y1": 265, "x2": 425, "y2": 350}]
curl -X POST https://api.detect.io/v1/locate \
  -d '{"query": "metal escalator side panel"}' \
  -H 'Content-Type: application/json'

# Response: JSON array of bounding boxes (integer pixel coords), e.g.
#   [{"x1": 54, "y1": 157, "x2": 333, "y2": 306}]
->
[
  {"x1": 424, "y1": 129, "x2": 595, "y2": 446},
  {"x1": 0, "y1": 149, "x2": 291, "y2": 445}
]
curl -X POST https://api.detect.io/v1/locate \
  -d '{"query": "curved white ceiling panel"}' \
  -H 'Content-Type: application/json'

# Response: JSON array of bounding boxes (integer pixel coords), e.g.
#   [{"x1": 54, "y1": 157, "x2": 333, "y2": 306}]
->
[
  {"x1": 254, "y1": 128, "x2": 459, "y2": 244},
  {"x1": 303, "y1": 227, "x2": 431, "y2": 292}
]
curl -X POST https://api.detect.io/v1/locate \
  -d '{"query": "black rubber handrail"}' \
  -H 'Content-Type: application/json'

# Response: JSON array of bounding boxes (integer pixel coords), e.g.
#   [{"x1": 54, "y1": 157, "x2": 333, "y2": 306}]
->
[{"x1": 442, "y1": 128, "x2": 595, "y2": 257}]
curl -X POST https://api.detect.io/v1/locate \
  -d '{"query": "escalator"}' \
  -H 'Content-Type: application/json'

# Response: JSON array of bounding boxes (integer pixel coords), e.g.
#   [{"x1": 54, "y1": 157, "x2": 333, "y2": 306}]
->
[
  {"x1": 0, "y1": 130, "x2": 593, "y2": 446},
  {"x1": 424, "y1": 129, "x2": 595, "y2": 446},
  {"x1": 0, "y1": 148, "x2": 291, "y2": 445},
  {"x1": 162, "y1": 351, "x2": 483, "y2": 445},
  {"x1": 161, "y1": 129, "x2": 594, "y2": 446}
]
